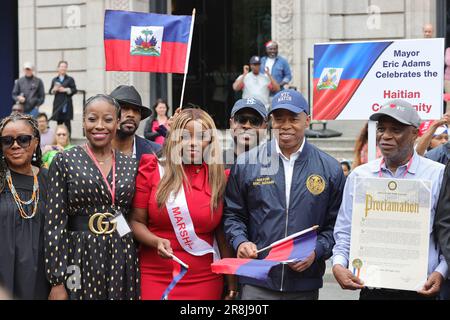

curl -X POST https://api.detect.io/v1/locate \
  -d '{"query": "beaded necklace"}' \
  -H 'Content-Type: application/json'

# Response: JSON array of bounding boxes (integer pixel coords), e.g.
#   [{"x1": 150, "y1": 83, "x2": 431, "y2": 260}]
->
[{"x1": 6, "y1": 167, "x2": 39, "y2": 219}]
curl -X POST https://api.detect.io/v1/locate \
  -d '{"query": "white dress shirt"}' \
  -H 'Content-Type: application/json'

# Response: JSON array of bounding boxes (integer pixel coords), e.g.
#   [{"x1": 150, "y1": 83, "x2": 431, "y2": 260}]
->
[
  {"x1": 333, "y1": 152, "x2": 448, "y2": 278},
  {"x1": 275, "y1": 138, "x2": 305, "y2": 207}
]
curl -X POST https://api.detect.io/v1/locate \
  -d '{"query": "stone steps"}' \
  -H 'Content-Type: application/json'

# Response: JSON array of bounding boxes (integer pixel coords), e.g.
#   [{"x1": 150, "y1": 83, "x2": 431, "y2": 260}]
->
[{"x1": 308, "y1": 137, "x2": 355, "y2": 161}]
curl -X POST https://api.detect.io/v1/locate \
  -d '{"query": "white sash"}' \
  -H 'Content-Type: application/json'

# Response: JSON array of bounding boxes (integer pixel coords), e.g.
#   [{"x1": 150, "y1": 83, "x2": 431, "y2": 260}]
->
[{"x1": 158, "y1": 164, "x2": 220, "y2": 260}]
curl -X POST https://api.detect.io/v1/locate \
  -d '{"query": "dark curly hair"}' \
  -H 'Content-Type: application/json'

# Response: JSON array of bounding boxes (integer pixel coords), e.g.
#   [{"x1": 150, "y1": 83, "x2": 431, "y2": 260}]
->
[{"x1": 0, "y1": 114, "x2": 42, "y2": 192}]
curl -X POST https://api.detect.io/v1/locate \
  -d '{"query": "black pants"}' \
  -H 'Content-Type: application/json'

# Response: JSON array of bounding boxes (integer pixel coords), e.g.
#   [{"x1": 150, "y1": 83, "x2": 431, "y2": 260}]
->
[
  {"x1": 439, "y1": 279, "x2": 450, "y2": 300},
  {"x1": 360, "y1": 288, "x2": 436, "y2": 300},
  {"x1": 57, "y1": 120, "x2": 71, "y2": 135}
]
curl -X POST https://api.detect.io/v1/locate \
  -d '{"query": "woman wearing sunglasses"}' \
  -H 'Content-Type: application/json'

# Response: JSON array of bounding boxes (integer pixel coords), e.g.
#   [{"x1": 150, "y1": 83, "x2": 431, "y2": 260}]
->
[
  {"x1": 0, "y1": 114, "x2": 50, "y2": 299},
  {"x1": 41, "y1": 124, "x2": 74, "y2": 168}
]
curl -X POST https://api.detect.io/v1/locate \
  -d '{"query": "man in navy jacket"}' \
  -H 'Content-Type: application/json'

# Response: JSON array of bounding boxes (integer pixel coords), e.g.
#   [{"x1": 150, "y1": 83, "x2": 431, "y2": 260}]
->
[{"x1": 223, "y1": 89, "x2": 345, "y2": 300}]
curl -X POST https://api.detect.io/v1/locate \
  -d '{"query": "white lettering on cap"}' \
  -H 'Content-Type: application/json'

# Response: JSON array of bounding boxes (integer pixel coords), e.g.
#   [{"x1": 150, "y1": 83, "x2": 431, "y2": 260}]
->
[
  {"x1": 382, "y1": 104, "x2": 405, "y2": 112},
  {"x1": 278, "y1": 92, "x2": 292, "y2": 102},
  {"x1": 246, "y1": 98, "x2": 256, "y2": 105}
]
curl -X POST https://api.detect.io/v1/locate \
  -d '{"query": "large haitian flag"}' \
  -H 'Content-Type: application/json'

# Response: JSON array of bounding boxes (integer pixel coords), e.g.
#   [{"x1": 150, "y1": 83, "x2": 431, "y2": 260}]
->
[
  {"x1": 211, "y1": 229, "x2": 317, "y2": 281},
  {"x1": 313, "y1": 42, "x2": 393, "y2": 120},
  {"x1": 104, "y1": 10, "x2": 193, "y2": 74}
]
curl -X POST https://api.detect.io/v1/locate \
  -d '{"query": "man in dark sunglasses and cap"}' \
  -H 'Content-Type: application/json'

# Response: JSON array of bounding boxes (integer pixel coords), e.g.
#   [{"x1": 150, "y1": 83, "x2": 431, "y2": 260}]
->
[
  {"x1": 223, "y1": 98, "x2": 268, "y2": 169},
  {"x1": 110, "y1": 85, "x2": 161, "y2": 161}
]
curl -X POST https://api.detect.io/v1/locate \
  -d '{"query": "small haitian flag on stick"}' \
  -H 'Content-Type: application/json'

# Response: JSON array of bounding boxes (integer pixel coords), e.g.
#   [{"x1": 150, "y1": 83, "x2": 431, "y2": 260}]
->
[
  {"x1": 161, "y1": 254, "x2": 189, "y2": 300},
  {"x1": 104, "y1": 10, "x2": 194, "y2": 74},
  {"x1": 211, "y1": 226, "x2": 318, "y2": 281}
]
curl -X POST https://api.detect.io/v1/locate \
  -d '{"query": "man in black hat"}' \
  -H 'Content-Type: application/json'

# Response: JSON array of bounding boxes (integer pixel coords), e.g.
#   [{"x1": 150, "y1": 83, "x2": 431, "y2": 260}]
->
[{"x1": 110, "y1": 85, "x2": 161, "y2": 161}]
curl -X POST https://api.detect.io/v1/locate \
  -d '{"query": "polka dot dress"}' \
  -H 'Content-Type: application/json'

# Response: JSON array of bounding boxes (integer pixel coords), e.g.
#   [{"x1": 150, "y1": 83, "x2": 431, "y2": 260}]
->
[{"x1": 44, "y1": 146, "x2": 140, "y2": 300}]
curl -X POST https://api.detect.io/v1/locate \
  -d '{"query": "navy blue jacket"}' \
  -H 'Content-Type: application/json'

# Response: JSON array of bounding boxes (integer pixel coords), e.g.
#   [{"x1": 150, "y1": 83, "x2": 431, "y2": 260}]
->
[
  {"x1": 425, "y1": 142, "x2": 450, "y2": 166},
  {"x1": 135, "y1": 135, "x2": 161, "y2": 162},
  {"x1": 223, "y1": 139, "x2": 345, "y2": 292}
]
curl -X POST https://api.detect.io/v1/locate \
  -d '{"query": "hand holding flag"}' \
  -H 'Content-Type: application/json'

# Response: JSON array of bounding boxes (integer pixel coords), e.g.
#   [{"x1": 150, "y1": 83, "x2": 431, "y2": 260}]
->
[
  {"x1": 161, "y1": 254, "x2": 189, "y2": 300},
  {"x1": 212, "y1": 226, "x2": 319, "y2": 281}
]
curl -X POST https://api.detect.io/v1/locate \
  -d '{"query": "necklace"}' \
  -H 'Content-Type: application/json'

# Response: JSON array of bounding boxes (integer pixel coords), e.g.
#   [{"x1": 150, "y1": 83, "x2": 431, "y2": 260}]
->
[
  {"x1": 85, "y1": 144, "x2": 113, "y2": 164},
  {"x1": 97, "y1": 154, "x2": 113, "y2": 165},
  {"x1": 6, "y1": 167, "x2": 39, "y2": 219}
]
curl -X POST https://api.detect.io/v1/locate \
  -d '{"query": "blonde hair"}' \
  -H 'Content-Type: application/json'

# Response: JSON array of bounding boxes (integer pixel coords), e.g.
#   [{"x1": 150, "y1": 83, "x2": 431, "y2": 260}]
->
[
  {"x1": 52, "y1": 124, "x2": 70, "y2": 147},
  {"x1": 156, "y1": 108, "x2": 226, "y2": 212}
]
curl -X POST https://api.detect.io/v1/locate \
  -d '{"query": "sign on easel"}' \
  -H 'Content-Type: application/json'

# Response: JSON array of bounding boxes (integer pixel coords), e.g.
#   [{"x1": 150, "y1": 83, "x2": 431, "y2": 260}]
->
[
  {"x1": 312, "y1": 39, "x2": 445, "y2": 160},
  {"x1": 312, "y1": 39, "x2": 444, "y2": 121}
]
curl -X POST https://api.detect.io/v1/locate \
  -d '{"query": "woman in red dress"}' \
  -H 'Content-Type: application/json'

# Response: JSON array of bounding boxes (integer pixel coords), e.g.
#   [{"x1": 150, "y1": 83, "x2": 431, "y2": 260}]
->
[{"x1": 130, "y1": 108, "x2": 237, "y2": 300}]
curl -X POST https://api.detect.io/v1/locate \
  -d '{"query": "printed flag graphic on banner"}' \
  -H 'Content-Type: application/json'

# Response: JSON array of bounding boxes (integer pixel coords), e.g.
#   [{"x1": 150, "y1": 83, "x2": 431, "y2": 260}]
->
[
  {"x1": 313, "y1": 42, "x2": 393, "y2": 120},
  {"x1": 104, "y1": 10, "x2": 193, "y2": 73},
  {"x1": 211, "y1": 227, "x2": 317, "y2": 281}
]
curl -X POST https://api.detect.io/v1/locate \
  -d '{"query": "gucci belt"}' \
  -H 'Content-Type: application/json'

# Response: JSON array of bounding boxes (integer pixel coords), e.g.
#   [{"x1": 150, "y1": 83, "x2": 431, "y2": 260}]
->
[{"x1": 88, "y1": 213, "x2": 117, "y2": 235}]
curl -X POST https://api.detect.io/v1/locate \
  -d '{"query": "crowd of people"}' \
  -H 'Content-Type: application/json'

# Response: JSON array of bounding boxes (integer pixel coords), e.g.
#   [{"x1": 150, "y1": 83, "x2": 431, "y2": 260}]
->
[{"x1": 2, "y1": 36, "x2": 450, "y2": 301}]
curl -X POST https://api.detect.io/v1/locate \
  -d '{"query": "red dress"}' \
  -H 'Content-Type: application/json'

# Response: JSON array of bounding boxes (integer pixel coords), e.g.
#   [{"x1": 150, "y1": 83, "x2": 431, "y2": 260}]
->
[{"x1": 133, "y1": 154, "x2": 224, "y2": 300}]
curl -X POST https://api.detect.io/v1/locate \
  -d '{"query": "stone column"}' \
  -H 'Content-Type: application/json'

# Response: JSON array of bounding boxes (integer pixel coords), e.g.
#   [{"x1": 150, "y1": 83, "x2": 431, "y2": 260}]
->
[
  {"x1": 405, "y1": 0, "x2": 436, "y2": 39},
  {"x1": 271, "y1": 0, "x2": 329, "y2": 96},
  {"x1": 271, "y1": 0, "x2": 296, "y2": 88},
  {"x1": 105, "y1": 0, "x2": 150, "y2": 97},
  {"x1": 299, "y1": 0, "x2": 329, "y2": 95},
  {"x1": 18, "y1": 0, "x2": 37, "y2": 74},
  {"x1": 104, "y1": 0, "x2": 150, "y2": 136}
]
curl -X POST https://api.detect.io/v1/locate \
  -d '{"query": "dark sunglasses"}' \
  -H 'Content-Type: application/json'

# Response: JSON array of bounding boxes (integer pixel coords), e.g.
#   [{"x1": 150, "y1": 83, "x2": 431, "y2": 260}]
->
[
  {"x1": 0, "y1": 135, "x2": 34, "y2": 149},
  {"x1": 233, "y1": 114, "x2": 264, "y2": 127}
]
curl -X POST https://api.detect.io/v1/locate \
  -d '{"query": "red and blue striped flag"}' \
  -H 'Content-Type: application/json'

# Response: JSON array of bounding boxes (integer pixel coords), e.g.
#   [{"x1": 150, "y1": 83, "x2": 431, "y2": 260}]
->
[
  {"x1": 161, "y1": 255, "x2": 189, "y2": 300},
  {"x1": 212, "y1": 227, "x2": 318, "y2": 281},
  {"x1": 104, "y1": 10, "x2": 193, "y2": 74}
]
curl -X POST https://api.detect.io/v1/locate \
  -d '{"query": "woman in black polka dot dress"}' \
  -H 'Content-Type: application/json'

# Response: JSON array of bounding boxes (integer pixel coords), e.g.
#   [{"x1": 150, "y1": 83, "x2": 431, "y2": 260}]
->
[{"x1": 45, "y1": 95, "x2": 139, "y2": 300}]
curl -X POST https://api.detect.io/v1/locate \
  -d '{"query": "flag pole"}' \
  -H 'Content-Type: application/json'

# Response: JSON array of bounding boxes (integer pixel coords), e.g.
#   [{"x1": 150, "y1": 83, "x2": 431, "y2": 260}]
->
[
  {"x1": 256, "y1": 225, "x2": 319, "y2": 254},
  {"x1": 171, "y1": 254, "x2": 189, "y2": 269},
  {"x1": 179, "y1": 8, "x2": 196, "y2": 109}
]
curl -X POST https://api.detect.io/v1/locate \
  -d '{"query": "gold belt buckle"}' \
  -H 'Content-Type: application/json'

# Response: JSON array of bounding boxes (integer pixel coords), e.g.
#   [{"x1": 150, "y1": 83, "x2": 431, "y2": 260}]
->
[{"x1": 88, "y1": 213, "x2": 117, "y2": 235}]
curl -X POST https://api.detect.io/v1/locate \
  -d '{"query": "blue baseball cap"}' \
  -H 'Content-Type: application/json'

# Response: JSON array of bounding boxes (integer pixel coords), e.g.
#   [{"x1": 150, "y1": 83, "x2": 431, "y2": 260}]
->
[
  {"x1": 231, "y1": 98, "x2": 268, "y2": 119},
  {"x1": 269, "y1": 89, "x2": 310, "y2": 115},
  {"x1": 249, "y1": 56, "x2": 261, "y2": 65}
]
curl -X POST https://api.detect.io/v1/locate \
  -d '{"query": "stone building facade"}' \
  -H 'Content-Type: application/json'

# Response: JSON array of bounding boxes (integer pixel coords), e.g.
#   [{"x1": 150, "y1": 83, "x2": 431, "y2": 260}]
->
[{"x1": 19, "y1": 0, "x2": 438, "y2": 137}]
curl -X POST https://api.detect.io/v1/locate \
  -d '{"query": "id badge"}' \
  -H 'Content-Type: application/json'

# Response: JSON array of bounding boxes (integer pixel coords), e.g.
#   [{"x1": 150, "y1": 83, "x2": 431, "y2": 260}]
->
[{"x1": 110, "y1": 211, "x2": 132, "y2": 238}]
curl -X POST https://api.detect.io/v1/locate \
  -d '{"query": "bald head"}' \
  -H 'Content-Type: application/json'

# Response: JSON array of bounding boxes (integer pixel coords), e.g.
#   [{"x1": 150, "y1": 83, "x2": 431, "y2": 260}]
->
[{"x1": 423, "y1": 24, "x2": 434, "y2": 38}]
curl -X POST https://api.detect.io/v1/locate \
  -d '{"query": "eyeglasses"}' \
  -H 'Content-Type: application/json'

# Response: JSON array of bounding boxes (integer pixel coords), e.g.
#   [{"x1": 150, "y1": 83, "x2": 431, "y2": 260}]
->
[
  {"x1": 233, "y1": 114, "x2": 264, "y2": 127},
  {"x1": 0, "y1": 135, "x2": 34, "y2": 149}
]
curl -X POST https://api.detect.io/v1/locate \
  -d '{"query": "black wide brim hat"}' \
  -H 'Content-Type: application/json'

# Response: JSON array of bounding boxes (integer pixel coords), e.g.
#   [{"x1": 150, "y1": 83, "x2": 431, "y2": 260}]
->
[{"x1": 110, "y1": 85, "x2": 152, "y2": 120}]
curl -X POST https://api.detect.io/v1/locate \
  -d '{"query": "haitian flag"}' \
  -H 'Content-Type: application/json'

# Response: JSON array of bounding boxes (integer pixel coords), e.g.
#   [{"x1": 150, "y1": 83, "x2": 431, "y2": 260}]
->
[
  {"x1": 313, "y1": 42, "x2": 393, "y2": 120},
  {"x1": 211, "y1": 227, "x2": 317, "y2": 281},
  {"x1": 104, "y1": 10, "x2": 193, "y2": 74}
]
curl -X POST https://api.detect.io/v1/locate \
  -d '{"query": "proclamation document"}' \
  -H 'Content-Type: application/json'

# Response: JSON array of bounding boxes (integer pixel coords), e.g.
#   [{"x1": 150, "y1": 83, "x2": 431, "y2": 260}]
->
[{"x1": 349, "y1": 178, "x2": 432, "y2": 291}]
